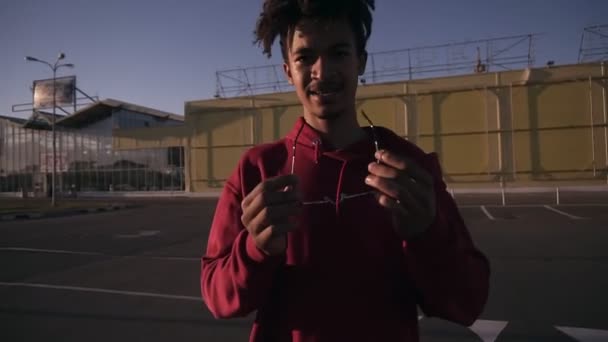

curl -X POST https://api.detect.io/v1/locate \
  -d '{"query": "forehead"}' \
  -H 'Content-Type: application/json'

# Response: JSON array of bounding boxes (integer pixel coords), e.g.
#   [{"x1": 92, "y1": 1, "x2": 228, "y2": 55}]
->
[{"x1": 289, "y1": 17, "x2": 356, "y2": 51}]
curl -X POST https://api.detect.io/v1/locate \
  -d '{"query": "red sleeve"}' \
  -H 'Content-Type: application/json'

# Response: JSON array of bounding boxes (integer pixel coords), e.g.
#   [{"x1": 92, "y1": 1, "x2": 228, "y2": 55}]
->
[
  {"x1": 200, "y1": 159, "x2": 283, "y2": 319},
  {"x1": 403, "y1": 152, "x2": 490, "y2": 326}
]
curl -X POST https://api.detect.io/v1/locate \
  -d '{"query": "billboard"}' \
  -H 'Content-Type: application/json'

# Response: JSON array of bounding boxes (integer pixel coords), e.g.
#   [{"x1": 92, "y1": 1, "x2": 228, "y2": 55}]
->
[{"x1": 33, "y1": 76, "x2": 76, "y2": 110}]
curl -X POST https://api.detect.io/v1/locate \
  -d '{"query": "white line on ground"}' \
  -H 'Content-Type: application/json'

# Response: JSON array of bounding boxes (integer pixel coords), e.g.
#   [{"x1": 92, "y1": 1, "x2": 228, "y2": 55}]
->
[
  {"x1": 114, "y1": 230, "x2": 161, "y2": 239},
  {"x1": 543, "y1": 205, "x2": 586, "y2": 220},
  {"x1": 460, "y1": 203, "x2": 608, "y2": 208},
  {"x1": 0, "y1": 247, "x2": 104, "y2": 256},
  {"x1": 0, "y1": 247, "x2": 199, "y2": 261},
  {"x1": 0, "y1": 281, "x2": 605, "y2": 341},
  {"x1": 0, "y1": 282, "x2": 201, "y2": 302},
  {"x1": 469, "y1": 320, "x2": 509, "y2": 342},
  {"x1": 142, "y1": 256, "x2": 200, "y2": 262},
  {"x1": 480, "y1": 206, "x2": 496, "y2": 220},
  {"x1": 555, "y1": 326, "x2": 608, "y2": 342}
]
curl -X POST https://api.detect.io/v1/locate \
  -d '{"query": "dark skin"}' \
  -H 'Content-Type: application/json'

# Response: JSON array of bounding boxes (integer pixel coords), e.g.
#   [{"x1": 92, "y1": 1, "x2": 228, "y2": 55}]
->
[
  {"x1": 241, "y1": 175, "x2": 301, "y2": 256},
  {"x1": 367, "y1": 150, "x2": 436, "y2": 240},
  {"x1": 242, "y1": 17, "x2": 435, "y2": 256}
]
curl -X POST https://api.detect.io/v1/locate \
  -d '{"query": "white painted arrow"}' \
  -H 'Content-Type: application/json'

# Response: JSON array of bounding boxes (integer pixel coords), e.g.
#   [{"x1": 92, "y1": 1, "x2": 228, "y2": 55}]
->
[{"x1": 469, "y1": 319, "x2": 509, "y2": 342}]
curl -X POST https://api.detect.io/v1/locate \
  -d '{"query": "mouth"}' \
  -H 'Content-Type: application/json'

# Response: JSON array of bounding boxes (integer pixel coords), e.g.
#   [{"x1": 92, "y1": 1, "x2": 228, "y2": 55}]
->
[
  {"x1": 309, "y1": 90, "x2": 339, "y2": 96},
  {"x1": 308, "y1": 86, "x2": 343, "y2": 101}
]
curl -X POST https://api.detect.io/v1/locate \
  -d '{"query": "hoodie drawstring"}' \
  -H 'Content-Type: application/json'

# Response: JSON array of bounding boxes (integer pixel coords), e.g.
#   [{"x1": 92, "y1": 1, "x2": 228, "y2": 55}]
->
[{"x1": 312, "y1": 139, "x2": 321, "y2": 164}]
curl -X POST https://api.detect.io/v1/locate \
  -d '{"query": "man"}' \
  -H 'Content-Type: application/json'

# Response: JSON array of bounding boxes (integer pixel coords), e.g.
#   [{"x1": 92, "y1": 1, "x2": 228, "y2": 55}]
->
[{"x1": 201, "y1": 1, "x2": 490, "y2": 341}]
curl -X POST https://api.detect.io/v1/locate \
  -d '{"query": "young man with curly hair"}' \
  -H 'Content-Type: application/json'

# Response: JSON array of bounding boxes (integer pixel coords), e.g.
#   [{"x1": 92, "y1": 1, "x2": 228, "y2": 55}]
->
[{"x1": 201, "y1": 1, "x2": 490, "y2": 341}]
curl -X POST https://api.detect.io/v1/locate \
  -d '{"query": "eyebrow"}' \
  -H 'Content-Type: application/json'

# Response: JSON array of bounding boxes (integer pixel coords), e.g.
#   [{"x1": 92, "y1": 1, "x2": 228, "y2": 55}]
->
[{"x1": 292, "y1": 43, "x2": 354, "y2": 56}]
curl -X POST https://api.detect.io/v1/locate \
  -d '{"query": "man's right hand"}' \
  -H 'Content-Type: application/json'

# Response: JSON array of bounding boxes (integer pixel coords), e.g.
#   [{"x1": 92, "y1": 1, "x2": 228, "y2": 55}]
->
[{"x1": 240, "y1": 174, "x2": 302, "y2": 256}]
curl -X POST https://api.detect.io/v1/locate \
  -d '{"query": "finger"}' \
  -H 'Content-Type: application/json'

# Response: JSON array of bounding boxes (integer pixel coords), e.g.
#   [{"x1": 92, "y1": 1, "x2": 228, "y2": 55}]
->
[
  {"x1": 365, "y1": 175, "x2": 401, "y2": 200},
  {"x1": 268, "y1": 222, "x2": 298, "y2": 236},
  {"x1": 241, "y1": 189, "x2": 301, "y2": 228},
  {"x1": 367, "y1": 173, "x2": 434, "y2": 213},
  {"x1": 375, "y1": 150, "x2": 433, "y2": 186},
  {"x1": 242, "y1": 175, "x2": 300, "y2": 210},
  {"x1": 376, "y1": 190, "x2": 425, "y2": 216},
  {"x1": 264, "y1": 188, "x2": 301, "y2": 206},
  {"x1": 375, "y1": 150, "x2": 407, "y2": 170},
  {"x1": 366, "y1": 175, "x2": 429, "y2": 213},
  {"x1": 246, "y1": 202, "x2": 302, "y2": 235},
  {"x1": 367, "y1": 162, "x2": 400, "y2": 179},
  {"x1": 263, "y1": 174, "x2": 300, "y2": 192},
  {"x1": 242, "y1": 181, "x2": 264, "y2": 211},
  {"x1": 242, "y1": 178, "x2": 300, "y2": 221},
  {"x1": 254, "y1": 222, "x2": 297, "y2": 249},
  {"x1": 368, "y1": 163, "x2": 432, "y2": 206}
]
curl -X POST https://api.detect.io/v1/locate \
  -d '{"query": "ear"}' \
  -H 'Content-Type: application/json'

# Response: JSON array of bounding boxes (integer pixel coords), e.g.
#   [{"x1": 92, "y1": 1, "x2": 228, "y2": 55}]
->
[
  {"x1": 358, "y1": 51, "x2": 368, "y2": 76},
  {"x1": 283, "y1": 62, "x2": 294, "y2": 85}
]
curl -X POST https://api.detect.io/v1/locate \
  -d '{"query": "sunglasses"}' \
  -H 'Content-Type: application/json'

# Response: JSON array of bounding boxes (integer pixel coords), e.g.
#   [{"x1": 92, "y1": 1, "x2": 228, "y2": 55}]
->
[{"x1": 289, "y1": 111, "x2": 379, "y2": 206}]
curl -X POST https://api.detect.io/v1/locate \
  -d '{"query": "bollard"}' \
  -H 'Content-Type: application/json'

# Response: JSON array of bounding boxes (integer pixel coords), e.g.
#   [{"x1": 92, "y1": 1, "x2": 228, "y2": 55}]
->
[{"x1": 556, "y1": 187, "x2": 560, "y2": 205}]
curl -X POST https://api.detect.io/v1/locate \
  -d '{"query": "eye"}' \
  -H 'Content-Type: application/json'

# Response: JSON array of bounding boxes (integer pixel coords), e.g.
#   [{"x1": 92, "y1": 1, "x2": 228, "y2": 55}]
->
[
  {"x1": 333, "y1": 50, "x2": 350, "y2": 58},
  {"x1": 295, "y1": 55, "x2": 313, "y2": 64}
]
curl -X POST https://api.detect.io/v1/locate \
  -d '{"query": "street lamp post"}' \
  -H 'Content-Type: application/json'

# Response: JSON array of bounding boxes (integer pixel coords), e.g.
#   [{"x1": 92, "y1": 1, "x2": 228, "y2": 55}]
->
[{"x1": 25, "y1": 53, "x2": 74, "y2": 207}]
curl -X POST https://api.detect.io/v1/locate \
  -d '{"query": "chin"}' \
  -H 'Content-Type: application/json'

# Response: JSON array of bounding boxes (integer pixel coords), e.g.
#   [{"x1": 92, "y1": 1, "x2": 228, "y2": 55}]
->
[{"x1": 312, "y1": 107, "x2": 343, "y2": 121}]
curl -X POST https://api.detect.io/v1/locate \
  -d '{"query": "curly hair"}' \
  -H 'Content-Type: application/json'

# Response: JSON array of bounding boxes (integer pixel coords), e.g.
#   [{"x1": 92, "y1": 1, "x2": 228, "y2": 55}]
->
[{"x1": 254, "y1": 0, "x2": 375, "y2": 60}]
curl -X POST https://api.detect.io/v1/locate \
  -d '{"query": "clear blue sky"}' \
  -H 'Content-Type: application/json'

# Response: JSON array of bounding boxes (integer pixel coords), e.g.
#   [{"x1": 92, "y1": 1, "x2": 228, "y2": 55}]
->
[{"x1": 1, "y1": 0, "x2": 606, "y2": 118}]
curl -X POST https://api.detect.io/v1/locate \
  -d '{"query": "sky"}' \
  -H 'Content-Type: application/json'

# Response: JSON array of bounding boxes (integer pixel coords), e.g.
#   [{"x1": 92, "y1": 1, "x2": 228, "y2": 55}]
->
[{"x1": 1, "y1": 0, "x2": 607, "y2": 118}]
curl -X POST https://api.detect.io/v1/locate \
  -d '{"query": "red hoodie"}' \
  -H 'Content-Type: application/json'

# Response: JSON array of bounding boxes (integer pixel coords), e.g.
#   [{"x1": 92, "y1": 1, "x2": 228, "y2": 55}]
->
[{"x1": 201, "y1": 117, "x2": 490, "y2": 342}]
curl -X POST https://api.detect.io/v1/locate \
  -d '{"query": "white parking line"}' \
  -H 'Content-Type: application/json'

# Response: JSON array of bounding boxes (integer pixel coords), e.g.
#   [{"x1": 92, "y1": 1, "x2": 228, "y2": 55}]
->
[
  {"x1": 543, "y1": 205, "x2": 586, "y2": 220},
  {"x1": 460, "y1": 203, "x2": 608, "y2": 208},
  {"x1": 555, "y1": 326, "x2": 608, "y2": 341},
  {"x1": 1, "y1": 281, "x2": 606, "y2": 341},
  {"x1": 0, "y1": 247, "x2": 199, "y2": 261},
  {"x1": 480, "y1": 206, "x2": 496, "y2": 220},
  {"x1": 0, "y1": 247, "x2": 103, "y2": 256},
  {"x1": 0, "y1": 282, "x2": 201, "y2": 302}
]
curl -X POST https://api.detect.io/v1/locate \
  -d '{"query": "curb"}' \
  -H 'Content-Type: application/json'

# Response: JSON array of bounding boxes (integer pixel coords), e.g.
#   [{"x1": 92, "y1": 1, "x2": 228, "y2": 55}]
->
[{"x1": 0, "y1": 204, "x2": 130, "y2": 222}]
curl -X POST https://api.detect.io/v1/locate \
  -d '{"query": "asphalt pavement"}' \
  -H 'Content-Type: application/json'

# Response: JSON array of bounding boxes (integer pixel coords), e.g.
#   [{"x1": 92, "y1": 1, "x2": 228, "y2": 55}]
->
[{"x1": 1, "y1": 195, "x2": 607, "y2": 342}]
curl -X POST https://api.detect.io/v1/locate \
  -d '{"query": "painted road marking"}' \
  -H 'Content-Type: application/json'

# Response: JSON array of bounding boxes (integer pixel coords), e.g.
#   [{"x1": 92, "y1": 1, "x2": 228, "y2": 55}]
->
[
  {"x1": 0, "y1": 247, "x2": 103, "y2": 256},
  {"x1": 0, "y1": 247, "x2": 199, "y2": 261},
  {"x1": 113, "y1": 230, "x2": 161, "y2": 239},
  {"x1": 460, "y1": 203, "x2": 608, "y2": 208},
  {"x1": 0, "y1": 282, "x2": 200, "y2": 302},
  {"x1": 469, "y1": 319, "x2": 508, "y2": 342},
  {"x1": 555, "y1": 326, "x2": 608, "y2": 341},
  {"x1": 1, "y1": 281, "x2": 607, "y2": 341},
  {"x1": 543, "y1": 205, "x2": 586, "y2": 220},
  {"x1": 480, "y1": 206, "x2": 496, "y2": 220}
]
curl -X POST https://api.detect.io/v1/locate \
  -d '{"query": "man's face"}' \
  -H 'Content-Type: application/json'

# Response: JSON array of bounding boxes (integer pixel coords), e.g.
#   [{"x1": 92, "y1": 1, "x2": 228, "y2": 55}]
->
[{"x1": 283, "y1": 17, "x2": 366, "y2": 120}]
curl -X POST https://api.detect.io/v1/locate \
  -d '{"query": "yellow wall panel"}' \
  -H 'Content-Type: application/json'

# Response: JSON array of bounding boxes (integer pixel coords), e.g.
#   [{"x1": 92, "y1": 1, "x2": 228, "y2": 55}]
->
[
  {"x1": 439, "y1": 134, "x2": 489, "y2": 175},
  {"x1": 538, "y1": 129, "x2": 593, "y2": 171},
  {"x1": 535, "y1": 83, "x2": 589, "y2": 128},
  {"x1": 440, "y1": 90, "x2": 486, "y2": 133},
  {"x1": 357, "y1": 98, "x2": 403, "y2": 135}
]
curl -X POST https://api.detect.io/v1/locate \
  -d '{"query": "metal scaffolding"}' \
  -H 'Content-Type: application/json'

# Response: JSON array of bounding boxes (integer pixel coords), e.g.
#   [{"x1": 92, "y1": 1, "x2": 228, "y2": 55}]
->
[
  {"x1": 578, "y1": 24, "x2": 608, "y2": 63},
  {"x1": 215, "y1": 33, "x2": 537, "y2": 98}
]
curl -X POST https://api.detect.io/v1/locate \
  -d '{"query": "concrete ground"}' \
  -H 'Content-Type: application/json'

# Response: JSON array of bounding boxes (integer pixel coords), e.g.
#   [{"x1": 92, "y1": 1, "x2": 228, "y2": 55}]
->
[{"x1": 1, "y1": 195, "x2": 607, "y2": 341}]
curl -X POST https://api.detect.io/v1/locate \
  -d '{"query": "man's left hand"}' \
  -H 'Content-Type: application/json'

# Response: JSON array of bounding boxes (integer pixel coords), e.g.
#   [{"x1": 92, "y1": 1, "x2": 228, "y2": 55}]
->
[{"x1": 365, "y1": 150, "x2": 436, "y2": 239}]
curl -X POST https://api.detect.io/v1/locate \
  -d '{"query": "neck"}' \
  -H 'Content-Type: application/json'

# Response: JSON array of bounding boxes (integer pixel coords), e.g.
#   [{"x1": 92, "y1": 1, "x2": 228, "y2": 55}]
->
[{"x1": 303, "y1": 108, "x2": 365, "y2": 149}]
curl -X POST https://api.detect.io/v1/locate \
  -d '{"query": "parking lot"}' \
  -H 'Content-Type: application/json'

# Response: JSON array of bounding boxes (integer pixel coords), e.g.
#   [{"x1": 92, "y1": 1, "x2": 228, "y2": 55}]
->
[{"x1": 1, "y1": 194, "x2": 607, "y2": 341}]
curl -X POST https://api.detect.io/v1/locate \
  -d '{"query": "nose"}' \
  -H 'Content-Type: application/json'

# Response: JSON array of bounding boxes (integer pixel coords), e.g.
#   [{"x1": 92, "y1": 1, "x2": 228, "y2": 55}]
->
[{"x1": 311, "y1": 55, "x2": 334, "y2": 80}]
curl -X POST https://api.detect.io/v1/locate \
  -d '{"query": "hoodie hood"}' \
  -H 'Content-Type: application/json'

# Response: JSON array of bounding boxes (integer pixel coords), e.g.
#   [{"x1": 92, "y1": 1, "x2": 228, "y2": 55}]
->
[{"x1": 285, "y1": 117, "x2": 380, "y2": 163}]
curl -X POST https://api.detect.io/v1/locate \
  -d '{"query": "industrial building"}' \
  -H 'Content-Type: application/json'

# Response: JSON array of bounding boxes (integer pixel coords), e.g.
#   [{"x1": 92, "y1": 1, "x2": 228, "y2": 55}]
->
[{"x1": 2, "y1": 31, "x2": 607, "y2": 196}]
